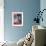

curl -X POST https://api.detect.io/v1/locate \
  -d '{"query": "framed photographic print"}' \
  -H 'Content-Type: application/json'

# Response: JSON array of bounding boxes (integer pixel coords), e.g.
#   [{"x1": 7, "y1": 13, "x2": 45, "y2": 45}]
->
[{"x1": 12, "y1": 12, "x2": 23, "y2": 26}]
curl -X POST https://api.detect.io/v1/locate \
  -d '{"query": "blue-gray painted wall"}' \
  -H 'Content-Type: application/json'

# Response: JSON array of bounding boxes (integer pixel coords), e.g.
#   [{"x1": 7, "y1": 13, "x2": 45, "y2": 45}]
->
[
  {"x1": 40, "y1": 0, "x2": 46, "y2": 44},
  {"x1": 40, "y1": 0, "x2": 46, "y2": 27},
  {"x1": 4, "y1": 0, "x2": 40, "y2": 42}
]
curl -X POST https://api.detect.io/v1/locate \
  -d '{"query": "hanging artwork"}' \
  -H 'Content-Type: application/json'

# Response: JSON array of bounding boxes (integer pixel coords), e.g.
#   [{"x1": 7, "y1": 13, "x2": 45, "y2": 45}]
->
[{"x1": 12, "y1": 12, "x2": 23, "y2": 26}]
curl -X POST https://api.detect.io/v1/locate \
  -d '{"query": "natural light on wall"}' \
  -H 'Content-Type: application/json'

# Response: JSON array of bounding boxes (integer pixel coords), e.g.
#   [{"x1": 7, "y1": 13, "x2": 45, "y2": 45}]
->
[{"x1": 0, "y1": 0, "x2": 4, "y2": 42}]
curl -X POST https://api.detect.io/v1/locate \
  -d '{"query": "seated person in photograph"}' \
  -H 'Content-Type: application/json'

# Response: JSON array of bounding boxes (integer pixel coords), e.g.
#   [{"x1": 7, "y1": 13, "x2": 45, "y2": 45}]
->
[{"x1": 14, "y1": 14, "x2": 21, "y2": 24}]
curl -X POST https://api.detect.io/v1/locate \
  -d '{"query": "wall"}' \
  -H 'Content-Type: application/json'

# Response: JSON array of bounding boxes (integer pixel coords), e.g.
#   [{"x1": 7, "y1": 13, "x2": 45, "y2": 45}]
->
[
  {"x1": 4, "y1": 0, "x2": 40, "y2": 42},
  {"x1": 40, "y1": 0, "x2": 46, "y2": 45},
  {"x1": 40, "y1": 0, "x2": 46, "y2": 26}
]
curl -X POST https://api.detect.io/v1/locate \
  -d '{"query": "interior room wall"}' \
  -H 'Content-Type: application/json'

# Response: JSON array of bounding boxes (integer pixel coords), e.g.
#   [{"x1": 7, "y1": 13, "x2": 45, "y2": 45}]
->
[
  {"x1": 40, "y1": 0, "x2": 46, "y2": 27},
  {"x1": 40, "y1": 0, "x2": 46, "y2": 45},
  {"x1": 4, "y1": 0, "x2": 40, "y2": 42}
]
